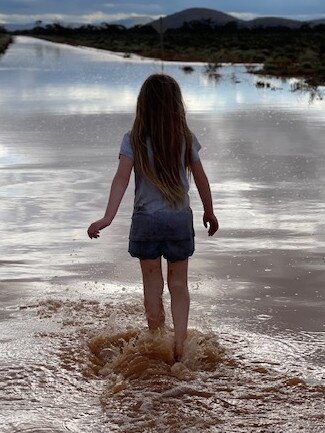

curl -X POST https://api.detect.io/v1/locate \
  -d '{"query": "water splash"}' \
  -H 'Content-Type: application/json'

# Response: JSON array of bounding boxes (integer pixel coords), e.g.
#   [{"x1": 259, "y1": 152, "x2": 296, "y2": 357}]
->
[
  {"x1": 87, "y1": 328, "x2": 226, "y2": 383},
  {"x1": 1, "y1": 297, "x2": 324, "y2": 433}
]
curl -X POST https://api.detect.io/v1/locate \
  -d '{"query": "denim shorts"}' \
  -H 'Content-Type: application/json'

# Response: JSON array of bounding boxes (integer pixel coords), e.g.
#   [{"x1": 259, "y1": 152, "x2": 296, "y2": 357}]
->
[
  {"x1": 128, "y1": 238, "x2": 194, "y2": 262},
  {"x1": 129, "y1": 209, "x2": 194, "y2": 241}
]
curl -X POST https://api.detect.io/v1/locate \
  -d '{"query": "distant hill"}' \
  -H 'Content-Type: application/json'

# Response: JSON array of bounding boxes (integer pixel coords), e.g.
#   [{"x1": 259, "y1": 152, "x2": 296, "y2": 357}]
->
[
  {"x1": 246, "y1": 17, "x2": 325, "y2": 28},
  {"x1": 4, "y1": 22, "x2": 85, "y2": 31},
  {"x1": 3, "y1": 8, "x2": 325, "y2": 33},
  {"x1": 150, "y1": 8, "x2": 241, "y2": 32},
  {"x1": 309, "y1": 18, "x2": 325, "y2": 26},
  {"x1": 247, "y1": 17, "x2": 303, "y2": 29},
  {"x1": 4, "y1": 23, "x2": 36, "y2": 31},
  {"x1": 148, "y1": 7, "x2": 325, "y2": 31},
  {"x1": 3, "y1": 16, "x2": 156, "y2": 32},
  {"x1": 111, "y1": 16, "x2": 157, "y2": 28}
]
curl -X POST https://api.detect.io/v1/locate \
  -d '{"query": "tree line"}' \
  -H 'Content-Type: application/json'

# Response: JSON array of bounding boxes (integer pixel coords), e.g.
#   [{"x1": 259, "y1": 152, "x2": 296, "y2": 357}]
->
[{"x1": 9, "y1": 20, "x2": 325, "y2": 84}]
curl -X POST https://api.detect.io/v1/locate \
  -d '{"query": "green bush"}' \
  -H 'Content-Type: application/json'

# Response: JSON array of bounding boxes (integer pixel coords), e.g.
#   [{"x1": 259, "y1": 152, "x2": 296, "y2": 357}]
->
[
  {"x1": 302, "y1": 62, "x2": 313, "y2": 69},
  {"x1": 0, "y1": 33, "x2": 12, "y2": 54}
]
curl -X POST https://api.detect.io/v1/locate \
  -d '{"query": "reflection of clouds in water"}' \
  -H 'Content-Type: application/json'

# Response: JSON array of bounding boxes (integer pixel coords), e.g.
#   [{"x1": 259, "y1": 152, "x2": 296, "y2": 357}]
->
[
  {"x1": 210, "y1": 183, "x2": 320, "y2": 246},
  {"x1": 10, "y1": 84, "x2": 137, "y2": 114},
  {"x1": 0, "y1": 112, "x2": 136, "y2": 281},
  {"x1": 0, "y1": 137, "x2": 26, "y2": 168},
  {"x1": 1, "y1": 38, "x2": 324, "y2": 415},
  {"x1": 0, "y1": 142, "x2": 10, "y2": 165},
  {"x1": 1, "y1": 37, "x2": 324, "y2": 273},
  {"x1": 0, "y1": 80, "x2": 252, "y2": 114},
  {"x1": 184, "y1": 91, "x2": 229, "y2": 112},
  {"x1": 188, "y1": 110, "x2": 325, "y2": 253},
  {"x1": 1, "y1": 37, "x2": 324, "y2": 115},
  {"x1": 235, "y1": 90, "x2": 246, "y2": 104}
]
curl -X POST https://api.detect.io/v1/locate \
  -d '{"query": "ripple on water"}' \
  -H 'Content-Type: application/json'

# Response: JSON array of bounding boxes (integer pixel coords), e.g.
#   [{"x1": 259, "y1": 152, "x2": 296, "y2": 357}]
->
[
  {"x1": 84, "y1": 326, "x2": 325, "y2": 432},
  {"x1": 2, "y1": 422, "x2": 70, "y2": 433},
  {"x1": 0, "y1": 297, "x2": 324, "y2": 433}
]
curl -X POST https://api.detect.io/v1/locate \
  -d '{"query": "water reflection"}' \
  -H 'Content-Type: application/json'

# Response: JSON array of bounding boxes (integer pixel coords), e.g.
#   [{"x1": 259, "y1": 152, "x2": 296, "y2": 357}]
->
[
  {"x1": 0, "y1": 36, "x2": 324, "y2": 115},
  {"x1": 0, "y1": 35, "x2": 324, "y2": 433}
]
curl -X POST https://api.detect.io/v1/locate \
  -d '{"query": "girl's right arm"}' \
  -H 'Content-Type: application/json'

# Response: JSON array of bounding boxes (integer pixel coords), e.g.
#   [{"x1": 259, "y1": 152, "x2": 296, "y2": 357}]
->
[
  {"x1": 190, "y1": 160, "x2": 219, "y2": 236},
  {"x1": 87, "y1": 155, "x2": 133, "y2": 239}
]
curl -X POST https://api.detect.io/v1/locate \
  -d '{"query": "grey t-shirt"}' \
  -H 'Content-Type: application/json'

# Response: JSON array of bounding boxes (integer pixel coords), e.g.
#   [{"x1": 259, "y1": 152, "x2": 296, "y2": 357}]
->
[{"x1": 119, "y1": 131, "x2": 201, "y2": 240}]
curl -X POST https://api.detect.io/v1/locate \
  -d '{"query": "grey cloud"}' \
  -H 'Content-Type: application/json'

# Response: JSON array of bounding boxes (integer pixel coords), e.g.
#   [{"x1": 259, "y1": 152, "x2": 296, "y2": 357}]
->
[{"x1": 1, "y1": 0, "x2": 324, "y2": 23}]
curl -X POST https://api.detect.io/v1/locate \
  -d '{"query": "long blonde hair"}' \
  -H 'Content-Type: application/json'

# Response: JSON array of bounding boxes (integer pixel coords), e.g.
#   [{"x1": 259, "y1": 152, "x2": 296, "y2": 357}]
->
[{"x1": 131, "y1": 74, "x2": 193, "y2": 208}]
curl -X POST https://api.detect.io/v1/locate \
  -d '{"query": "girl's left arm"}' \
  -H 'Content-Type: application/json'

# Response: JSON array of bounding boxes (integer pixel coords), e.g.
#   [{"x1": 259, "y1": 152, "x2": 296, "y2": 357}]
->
[{"x1": 87, "y1": 155, "x2": 133, "y2": 239}]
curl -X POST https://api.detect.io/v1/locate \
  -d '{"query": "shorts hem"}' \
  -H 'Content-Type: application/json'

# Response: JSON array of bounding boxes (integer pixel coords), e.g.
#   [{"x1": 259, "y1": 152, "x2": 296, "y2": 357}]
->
[
  {"x1": 128, "y1": 239, "x2": 194, "y2": 262},
  {"x1": 128, "y1": 252, "x2": 194, "y2": 262}
]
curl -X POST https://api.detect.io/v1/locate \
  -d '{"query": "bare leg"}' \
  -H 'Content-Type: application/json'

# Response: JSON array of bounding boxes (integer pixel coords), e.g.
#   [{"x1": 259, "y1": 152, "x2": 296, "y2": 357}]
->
[
  {"x1": 140, "y1": 258, "x2": 165, "y2": 330},
  {"x1": 167, "y1": 259, "x2": 190, "y2": 361}
]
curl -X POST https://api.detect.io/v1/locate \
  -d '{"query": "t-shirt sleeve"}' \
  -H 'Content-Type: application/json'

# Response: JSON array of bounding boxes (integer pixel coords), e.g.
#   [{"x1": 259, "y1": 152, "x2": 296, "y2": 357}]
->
[
  {"x1": 191, "y1": 133, "x2": 201, "y2": 162},
  {"x1": 119, "y1": 132, "x2": 134, "y2": 161}
]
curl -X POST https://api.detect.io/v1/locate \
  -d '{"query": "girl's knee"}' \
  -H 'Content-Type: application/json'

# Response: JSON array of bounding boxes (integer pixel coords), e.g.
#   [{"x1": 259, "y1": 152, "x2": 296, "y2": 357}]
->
[{"x1": 167, "y1": 281, "x2": 189, "y2": 298}]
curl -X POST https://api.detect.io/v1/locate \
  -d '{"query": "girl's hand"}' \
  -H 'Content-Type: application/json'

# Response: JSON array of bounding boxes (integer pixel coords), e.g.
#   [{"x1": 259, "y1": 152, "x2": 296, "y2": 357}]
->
[
  {"x1": 203, "y1": 213, "x2": 219, "y2": 236},
  {"x1": 87, "y1": 218, "x2": 111, "y2": 239}
]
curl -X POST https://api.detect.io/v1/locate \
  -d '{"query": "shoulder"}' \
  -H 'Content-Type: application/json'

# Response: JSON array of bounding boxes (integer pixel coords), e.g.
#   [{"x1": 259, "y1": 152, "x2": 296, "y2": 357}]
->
[
  {"x1": 119, "y1": 130, "x2": 134, "y2": 160},
  {"x1": 189, "y1": 132, "x2": 201, "y2": 161},
  {"x1": 123, "y1": 130, "x2": 132, "y2": 141},
  {"x1": 191, "y1": 132, "x2": 200, "y2": 146}
]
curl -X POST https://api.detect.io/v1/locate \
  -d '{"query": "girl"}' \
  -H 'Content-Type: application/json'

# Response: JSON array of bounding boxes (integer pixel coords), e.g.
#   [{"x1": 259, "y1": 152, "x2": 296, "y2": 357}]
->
[{"x1": 87, "y1": 74, "x2": 218, "y2": 361}]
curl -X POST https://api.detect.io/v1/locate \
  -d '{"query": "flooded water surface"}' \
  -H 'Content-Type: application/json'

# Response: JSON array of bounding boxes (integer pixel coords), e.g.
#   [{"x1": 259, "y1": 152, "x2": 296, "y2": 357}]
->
[{"x1": 0, "y1": 36, "x2": 324, "y2": 432}]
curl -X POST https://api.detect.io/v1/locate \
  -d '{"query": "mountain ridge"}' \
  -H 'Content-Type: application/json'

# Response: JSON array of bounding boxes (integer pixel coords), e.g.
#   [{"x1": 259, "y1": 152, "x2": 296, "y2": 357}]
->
[
  {"x1": 3, "y1": 7, "x2": 325, "y2": 32},
  {"x1": 150, "y1": 8, "x2": 241, "y2": 32},
  {"x1": 149, "y1": 7, "x2": 325, "y2": 30}
]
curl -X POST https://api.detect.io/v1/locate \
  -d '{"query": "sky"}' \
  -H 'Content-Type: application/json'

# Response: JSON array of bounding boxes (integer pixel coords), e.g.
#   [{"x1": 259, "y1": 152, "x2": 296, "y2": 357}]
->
[{"x1": 0, "y1": 0, "x2": 324, "y2": 25}]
